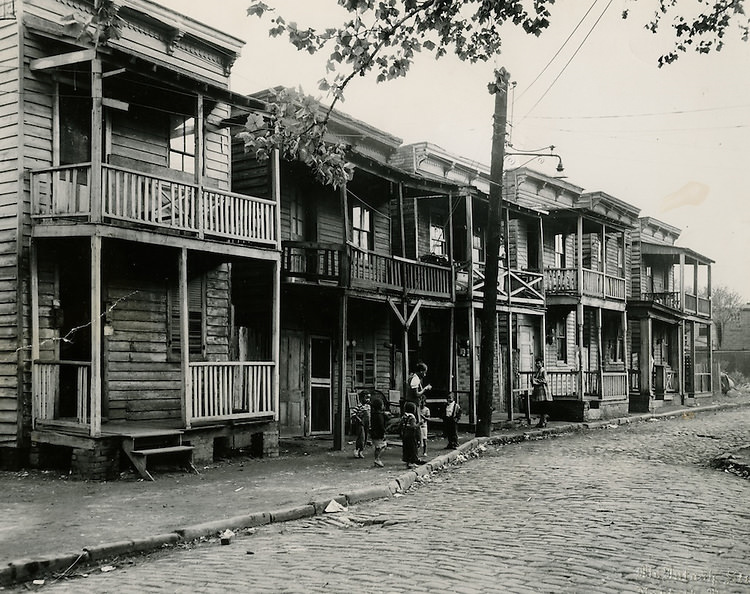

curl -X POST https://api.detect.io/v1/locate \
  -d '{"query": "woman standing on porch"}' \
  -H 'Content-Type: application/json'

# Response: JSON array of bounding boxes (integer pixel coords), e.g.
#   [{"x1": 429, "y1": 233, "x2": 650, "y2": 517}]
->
[{"x1": 532, "y1": 357, "x2": 552, "y2": 428}]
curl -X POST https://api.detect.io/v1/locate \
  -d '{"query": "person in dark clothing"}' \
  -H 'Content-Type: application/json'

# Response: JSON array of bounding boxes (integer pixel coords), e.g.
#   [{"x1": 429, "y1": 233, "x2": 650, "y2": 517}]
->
[
  {"x1": 370, "y1": 396, "x2": 387, "y2": 467},
  {"x1": 400, "y1": 401, "x2": 423, "y2": 467},
  {"x1": 350, "y1": 392, "x2": 371, "y2": 458},
  {"x1": 443, "y1": 393, "x2": 461, "y2": 449},
  {"x1": 531, "y1": 357, "x2": 552, "y2": 428}
]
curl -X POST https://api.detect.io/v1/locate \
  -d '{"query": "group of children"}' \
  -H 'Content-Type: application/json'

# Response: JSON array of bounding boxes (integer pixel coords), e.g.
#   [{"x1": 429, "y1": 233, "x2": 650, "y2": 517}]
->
[{"x1": 350, "y1": 390, "x2": 461, "y2": 469}]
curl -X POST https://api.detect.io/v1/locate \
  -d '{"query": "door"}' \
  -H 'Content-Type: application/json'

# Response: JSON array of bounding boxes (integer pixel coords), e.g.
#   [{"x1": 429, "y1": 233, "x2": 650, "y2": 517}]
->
[
  {"x1": 279, "y1": 330, "x2": 305, "y2": 437},
  {"x1": 309, "y1": 336, "x2": 332, "y2": 434}
]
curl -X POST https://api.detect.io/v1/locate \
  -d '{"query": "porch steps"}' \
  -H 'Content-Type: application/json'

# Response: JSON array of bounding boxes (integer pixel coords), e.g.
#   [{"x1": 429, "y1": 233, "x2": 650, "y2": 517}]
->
[{"x1": 120, "y1": 429, "x2": 198, "y2": 481}]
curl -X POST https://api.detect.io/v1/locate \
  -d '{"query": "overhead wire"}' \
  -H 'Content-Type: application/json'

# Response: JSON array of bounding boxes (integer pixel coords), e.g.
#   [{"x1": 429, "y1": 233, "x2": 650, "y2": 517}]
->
[{"x1": 519, "y1": 0, "x2": 616, "y2": 124}]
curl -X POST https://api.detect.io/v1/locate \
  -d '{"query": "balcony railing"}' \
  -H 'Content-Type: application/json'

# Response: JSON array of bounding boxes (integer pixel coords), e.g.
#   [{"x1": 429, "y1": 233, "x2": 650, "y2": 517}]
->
[
  {"x1": 545, "y1": 267, "x2": 625, "y2": 301},
  {"x1": 280, "y1": 241, "x2": 452, "y2": 299},
  {"x1": 456, "y1": 262, "x2": 544, "y2": 305},
  {"x1": 642, "y1": 291, "x2": 681, "y2": 310},
  {"x1": 31, "y1": 164, "x2": 277, "y2": 245},
  {"x1": 189, "y1": 362, "x2": 275, "y2": 424},
  {"x1": 32, "y1": 360, "x2": 91, "y2": 427}
]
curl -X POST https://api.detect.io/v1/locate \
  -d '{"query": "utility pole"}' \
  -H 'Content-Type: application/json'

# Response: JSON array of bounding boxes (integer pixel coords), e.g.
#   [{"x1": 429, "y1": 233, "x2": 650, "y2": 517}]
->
[
  {"x1": 476, "y1": 68, "x2": 510, "y2": 437},
  {"x1": 478, "y1": 68, "x2": 510, "y2": 437}
]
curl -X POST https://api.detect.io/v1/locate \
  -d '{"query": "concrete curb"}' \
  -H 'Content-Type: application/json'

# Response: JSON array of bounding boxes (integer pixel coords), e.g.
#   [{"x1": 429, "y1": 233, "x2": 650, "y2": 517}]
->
[{"x1": 3, "y1": 398, "x2": 748, "y2": 587}]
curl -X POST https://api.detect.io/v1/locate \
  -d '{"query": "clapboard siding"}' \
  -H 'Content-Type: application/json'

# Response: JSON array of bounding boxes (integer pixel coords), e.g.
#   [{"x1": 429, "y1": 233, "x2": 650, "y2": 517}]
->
[
  {"x1": 0, "y1": 17, "x2": 18, "y2": 445},
  {"x1": 204, "y1": 103, "x2": 230, "y2": 190},
  {"x1": 231, "y1": 142, "x2": 272, "y2": 199},
  {"x1": 110, "y1": 108, "x2": 169, "y2": 169}
]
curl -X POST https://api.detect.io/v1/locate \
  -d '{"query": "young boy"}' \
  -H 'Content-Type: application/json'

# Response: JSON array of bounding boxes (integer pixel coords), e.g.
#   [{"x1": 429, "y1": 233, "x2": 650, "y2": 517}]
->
[
  {"x1": 444, "y1": 393, "x2": 461, "y2": 449},
  {"x1": 370, "y1": 396, "x2": 387, "y2": 467},
  {"x1": 420, "y1": 405, "x2": 430, "y2": 456},
  {"x1": 400, "y1": 401, "x2": 423, "y2": 467},
  {"x1": 350, "y1": 392, "x2": 371, "y2": 459}
]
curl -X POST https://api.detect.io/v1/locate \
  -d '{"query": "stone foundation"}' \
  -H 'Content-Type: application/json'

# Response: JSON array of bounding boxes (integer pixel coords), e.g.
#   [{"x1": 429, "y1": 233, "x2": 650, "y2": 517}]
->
[
  {"x1": 71, "y1": 439, "x2": 120, "y2": 481},
  {"x1": 184, "y1": 421, "x2": 279, "y2": 465}
]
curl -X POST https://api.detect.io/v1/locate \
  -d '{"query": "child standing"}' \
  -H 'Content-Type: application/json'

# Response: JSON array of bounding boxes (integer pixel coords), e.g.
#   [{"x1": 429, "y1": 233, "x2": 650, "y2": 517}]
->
[
  {"x1": 444, "y1": 393, "x2": 461, "y2": 449},
  {"x1": 400, "y1": 401, "x2": 423, "y2": 467},
  {"x1": 419, "y1": 405, "x2": 430, "y2": 456},
  {"x1": 370, "y1": 396, "x2": 387, "y2": 467},
  {"x1": 350, "y1": 392, "x2": 371, "y2": 459}
]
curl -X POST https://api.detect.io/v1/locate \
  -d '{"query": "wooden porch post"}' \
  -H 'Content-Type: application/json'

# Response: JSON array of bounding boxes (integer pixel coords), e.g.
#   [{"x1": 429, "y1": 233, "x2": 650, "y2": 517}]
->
[
  {"x1": 448, "y1": 192, "x2": 455, "y2": 302},
  {"x1": 90, "y1": 235, "x2": 102, "y2": 436},
  {"x1": 272, "y1": 259, "x2": 281, "y2": 423},
  {"x1": 196, "y1": 94, "x2": 205, "y2": 239},
  {"x1": 466, "y1": 194, "x2": 474, "y2": 300},
  {"x1": 30, "y1": 241, "x2": 40, "y2": 426},
  {"x1": 640, "y1": 318, "x2": 652, "y2": 397},
  {"x1": 398, "y1": 182, "x2": 406, "y2": 258},
  {"x1": 576, "y1": 215, "x2": 584, "y2": 399},
  {"x1": 678, "y1": 320, "x2": 685, "y2": 402},
  {"x1": 622, "y1": 309, "x2": 629, "y2": 397},
  {"x1": 596, "y1": 308, "x2": 604, "y2": 398},
  {"x1": 468, "y1": 304, "x2": 477, "y2": 423},
  {"x1": 507, "y1": 310, "x2": 514, "y2": 421},
  {"x1": 334, "y1": 293, "x2": 348, "y2": 450},
  {"x1": 179, "y1": 248, "x2": 191, "y2": 428},
  {"x1": 679, "y1": 252, "x2": 686, "y2": 312},
  {"x1": 90, "y1": 58, "x2": 102, "y2": 223}
]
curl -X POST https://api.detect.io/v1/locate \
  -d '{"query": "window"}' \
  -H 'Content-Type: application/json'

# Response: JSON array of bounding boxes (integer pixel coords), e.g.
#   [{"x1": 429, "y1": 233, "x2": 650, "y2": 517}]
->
[
  {"x1": 169, "y1": 115, "x2": 195, "y2": 174},
  {"x1": 351, "y1": 203, "x2": 372, "y2": 252},
  {"x1": 472, "y1": 226, "x2": 485, "y2": 263},
  {"x1": 555, "y1": 319, "x2": 567, "y2": 362},
  {"x1": 616, "y1": 237, "x2": 624, "y2": 276},
  {"x1": 429, "y1": 212, "x2": 446, "y2": 256},
  {"x1": 169, "y1": 275, "x2": 205, "y2": 359},
  {"x1": 290, "y1": 192, "x2": 306, "y2": 240},
  {"x1": 354, "y1": 351, "x2": 375, "y2": 386},
  {"x1": 554, "y1": 234, "x2": 566, "y2": 268}
]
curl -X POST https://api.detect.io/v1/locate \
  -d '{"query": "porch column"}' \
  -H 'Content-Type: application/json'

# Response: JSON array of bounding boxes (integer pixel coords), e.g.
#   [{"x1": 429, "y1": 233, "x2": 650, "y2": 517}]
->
[
  {"x1": 30, "y1": 241, "x2": 40, "y2": 427},
  {"x1": 622, "y1": 309, "x2": 629, "y2": 396},
  {"x1": 195, "y1": 94, "x2": 205, "y2": 239},
  {"x1": 90, "y1": 58, "x2": 103, "y2": 223},
  {"x1": 90, "y1": 236, "x2": 102, "y2": 437},
  {"x1": 507, "y1": 311, "x2": 514, "y2": 421},
  {"x1": 448, "y1": 192, "x2": 455, "y2": 302},
  {"x1": 466, "y1": 195, "x2": 474, "y2": 300},
  {"x1": 468, "y1": 304, "x2": 477, "y2": 423},
  {"x1": 179, "y1": 248, "x2": 191, "y2": 428},
  {"x1": 576, "y1": 216, "x2": 584, "y2": 399},
  {"x1": 334, "y1": 294, "x2": 347, "y2": 450},
  {"x1": 596, "y1": 308, "x2": 604, "y2": 398},
  {"x1": 272, "y1": 259, "x2": 281, "y2": 423},
  {"x1": 678, "y1": 320, "x2": 685, "y2": 402},
  {"x1": 640, "y1": 318, "x2": 652, "y2": 397},
  {"x1": 398, "y1": 183, "x2": 406, "y2": 258},
  {"x1": 679, "y1": 252, "x2": 686, "y2": 312}
]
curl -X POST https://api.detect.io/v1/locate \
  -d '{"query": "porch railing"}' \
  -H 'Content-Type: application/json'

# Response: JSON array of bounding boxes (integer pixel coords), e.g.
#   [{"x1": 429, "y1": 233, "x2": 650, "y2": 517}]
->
[
  {"x1": 601, "y1": 372, "x2": 627, "y2": 399},
  {"x1": 545, "y1": 267, "x2": 625, "y2": 300},
  {"x1": 281, "y1": 242, "x2": 342, "y2": 284},
  {"x1": 32, "y1": 360, "x2": 91, "y2": 426},
  {"x1": 30, "y1": 164, "x2": 277, "y2": 245},
  {"x1": 546, "y1": 370, "x2": 579, "y2": 398},
  {"x1": 683, "y1": 293, "x2": 711, "y2": 317},
  {"x1": 518, "y1": 369, "x2": 627, "y2": 400},
  {"x1": 189, "y1": 362, "x2": 275, "y2": 423},
  {"x1": 643, "y1": 291, "x2": 681, "y2": 310},
  {"x1": 694, "y1": 372, "x2": 712, "y2": 393}
]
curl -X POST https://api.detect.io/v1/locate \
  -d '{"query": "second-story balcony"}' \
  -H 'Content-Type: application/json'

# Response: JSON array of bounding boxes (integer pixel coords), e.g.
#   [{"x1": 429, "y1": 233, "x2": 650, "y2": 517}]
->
[
  {"x1": 281, "y1": 241, "x2": 452, "y2": 300},
  {"x1": 642, "y1": 291, "x2": 681, "y2": 310},
  {"x1": 545, "y1": 267, "x2": 626, "y2": 301},
  {"x1": 30, "y1": 164, "x2": 278, "y2": 246},
  {"x1": 638, "y1": 291, "x2": 710, "y2": 318},
  {"x1": 455, "y1": 262, "x2": 544, "y2": 306}
]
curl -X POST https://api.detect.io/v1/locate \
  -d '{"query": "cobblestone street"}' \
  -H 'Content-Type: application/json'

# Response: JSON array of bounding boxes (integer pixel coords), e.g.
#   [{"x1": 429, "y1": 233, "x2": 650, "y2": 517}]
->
[{"x1": 33, "y1": 407, "x2": 750, "y2": 593}]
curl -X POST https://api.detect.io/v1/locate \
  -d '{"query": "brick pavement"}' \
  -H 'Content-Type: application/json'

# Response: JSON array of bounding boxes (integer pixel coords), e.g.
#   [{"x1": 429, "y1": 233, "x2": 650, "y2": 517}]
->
[
  {"x1": 27, "y1": 404, "x2": 750, "y2": 593},
  {"x1": 2, "y1": 391, "x2": 750, "y2": 590}
]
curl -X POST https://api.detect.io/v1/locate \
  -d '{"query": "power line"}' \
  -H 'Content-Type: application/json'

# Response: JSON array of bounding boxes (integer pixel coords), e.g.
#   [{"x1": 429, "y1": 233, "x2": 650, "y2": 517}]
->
[
  {"x1": 516, "y1": 0, "x2": 601, "y2": 101},
  {"x1": 526, "y1": 103, "x2": 750, "y2": 120},
  {"x1": 519, "y1": 0, "x2": 615, "y2": 123}
]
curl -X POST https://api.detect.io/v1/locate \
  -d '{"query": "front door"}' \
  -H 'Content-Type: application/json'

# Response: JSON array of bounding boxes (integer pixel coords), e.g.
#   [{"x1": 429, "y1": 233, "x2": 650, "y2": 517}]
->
[
  {"x1": 279, "y1": 330, "x2": 305, "y2": 437},
  {"x1": 309, "y1": 336, "x2": 332, "y2": 434}
]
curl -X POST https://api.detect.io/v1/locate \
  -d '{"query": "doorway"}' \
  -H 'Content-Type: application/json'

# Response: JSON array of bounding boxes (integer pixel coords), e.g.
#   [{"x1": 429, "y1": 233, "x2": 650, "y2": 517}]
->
[{"x1": 309, "y1": 336, "x2": 332, "y2": 434}]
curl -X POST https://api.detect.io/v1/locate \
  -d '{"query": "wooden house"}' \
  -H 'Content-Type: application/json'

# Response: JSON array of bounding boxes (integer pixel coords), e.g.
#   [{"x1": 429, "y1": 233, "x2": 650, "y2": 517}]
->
[
  {"x1": 627, "y1": 216, "x2": 714, "y2": 411},
  {"x1": 507, "y1": 169, "x2": 640, "y2": 421},
  {"x1": 234, "y1": 97, "x2": 458, "y2": 445},
  {"x1": 392, "y1": 144, "x2": 546, "y2": 424},
  {"x1": 3, "y1": 0, "x2": 281, "y2": 479}
]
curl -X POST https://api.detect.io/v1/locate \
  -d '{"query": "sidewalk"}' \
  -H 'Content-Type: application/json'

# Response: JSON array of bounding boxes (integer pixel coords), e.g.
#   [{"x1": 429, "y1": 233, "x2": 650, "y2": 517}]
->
[{"x1": 2, "y1": 390, "x2": 749, "y2": 586}]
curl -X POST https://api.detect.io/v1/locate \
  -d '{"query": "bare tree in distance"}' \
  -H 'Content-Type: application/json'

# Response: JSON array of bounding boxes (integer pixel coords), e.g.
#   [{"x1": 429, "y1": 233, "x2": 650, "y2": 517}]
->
[{"x1": 713, "y1": 285, "x2": 745, "y2": 349}]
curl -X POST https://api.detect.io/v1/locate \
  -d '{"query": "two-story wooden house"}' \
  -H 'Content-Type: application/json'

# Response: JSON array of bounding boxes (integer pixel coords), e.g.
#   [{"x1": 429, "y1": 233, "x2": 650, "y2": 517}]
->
[
  {"x1": 3, "y1": 0, "x2": 281, "y2": 480},
  {"x1": 390, "y1": 144, "x2": 546, "y2": 424},
  {"x1": 506, "y1": 169, "x2": 641, "y2": 421},
  {"x1": 627, "y1": 216, "x2": 714, "y2": 411},
  {"x1": 233, "y1": 97, "x2": 458, "y2": 446}
]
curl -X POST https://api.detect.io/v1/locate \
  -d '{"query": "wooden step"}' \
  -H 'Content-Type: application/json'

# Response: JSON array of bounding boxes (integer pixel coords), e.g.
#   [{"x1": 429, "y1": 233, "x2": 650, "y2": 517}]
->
[{"x1": 130, "y1": 445, "x2": 194, "y2": 457}]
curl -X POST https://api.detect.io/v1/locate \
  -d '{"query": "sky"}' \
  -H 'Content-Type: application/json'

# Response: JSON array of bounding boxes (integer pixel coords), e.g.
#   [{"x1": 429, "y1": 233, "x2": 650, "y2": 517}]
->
[{"x1": 161, "y1": 0, "x2": 750, "y2": 299}]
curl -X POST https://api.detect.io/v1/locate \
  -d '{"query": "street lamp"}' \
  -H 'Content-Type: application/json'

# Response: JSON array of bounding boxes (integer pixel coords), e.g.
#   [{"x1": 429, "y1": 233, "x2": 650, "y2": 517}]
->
[{"x1": 504, "y1": 144, "x2": 565, "y2": 173}]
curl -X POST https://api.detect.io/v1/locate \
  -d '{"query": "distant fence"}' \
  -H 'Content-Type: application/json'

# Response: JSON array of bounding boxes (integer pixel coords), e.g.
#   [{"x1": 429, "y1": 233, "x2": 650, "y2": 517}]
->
[{"x1": 714, "y1": 351, "x2": 750, "y2": 379}]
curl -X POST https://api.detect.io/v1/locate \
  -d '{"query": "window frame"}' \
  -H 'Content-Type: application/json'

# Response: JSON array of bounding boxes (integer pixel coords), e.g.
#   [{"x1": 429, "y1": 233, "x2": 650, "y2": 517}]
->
[
  {"x1": 168, "y1": 274, "x2": 206, "y2": 361},
  {"x1": 351, "y1": 202, "x2": 373, "y2": 252},
  {"x1": 169, "y1": 114, "x2": 196, "y2": 175}
]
